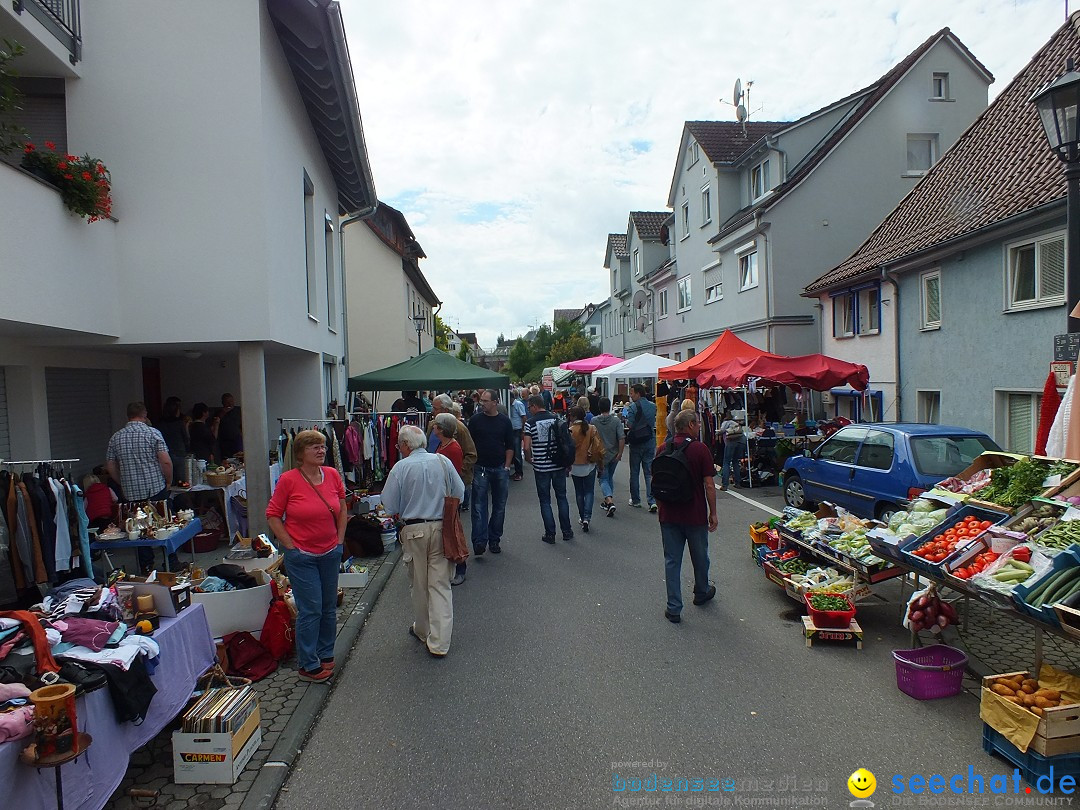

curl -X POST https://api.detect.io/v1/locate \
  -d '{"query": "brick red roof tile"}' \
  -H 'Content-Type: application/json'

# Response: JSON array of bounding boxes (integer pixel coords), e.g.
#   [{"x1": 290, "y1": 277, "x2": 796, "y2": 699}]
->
[
  {"x1": 629, "y1": 211, "x2": 669, "y2": 241},
  {"x1": 685, "y1": 121, "x2": 789, "y2": 164},
  {"x1": 605, "y1": 233, "x2": 628, "y2": 265},
  {"x1": 805, "y1": 18, "x2": 1076, "y2": 294}
]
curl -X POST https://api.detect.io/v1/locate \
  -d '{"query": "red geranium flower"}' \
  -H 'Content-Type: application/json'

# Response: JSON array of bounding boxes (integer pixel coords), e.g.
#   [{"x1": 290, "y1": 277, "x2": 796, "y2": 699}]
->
[{"x1": 44, "y1": 141, "x2": 56, "y2": 150}]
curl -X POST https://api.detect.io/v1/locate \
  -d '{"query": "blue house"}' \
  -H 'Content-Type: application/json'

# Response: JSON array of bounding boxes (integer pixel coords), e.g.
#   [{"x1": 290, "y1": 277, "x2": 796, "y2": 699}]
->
[{"x1": 804, "y1": 14, "x2": 1079, "y2": 453}]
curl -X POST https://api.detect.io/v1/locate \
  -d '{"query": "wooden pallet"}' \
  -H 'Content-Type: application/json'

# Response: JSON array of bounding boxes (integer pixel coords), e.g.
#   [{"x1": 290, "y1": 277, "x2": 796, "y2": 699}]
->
[{"x1": 803, "y1": 616, "x2": 863, "y2": 649}]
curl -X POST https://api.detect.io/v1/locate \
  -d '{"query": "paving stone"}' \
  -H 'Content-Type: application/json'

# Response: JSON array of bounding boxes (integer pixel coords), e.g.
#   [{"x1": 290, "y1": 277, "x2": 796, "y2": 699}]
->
[{"x1": 209, "y1": 786, "x2": 233, "y2": 799}]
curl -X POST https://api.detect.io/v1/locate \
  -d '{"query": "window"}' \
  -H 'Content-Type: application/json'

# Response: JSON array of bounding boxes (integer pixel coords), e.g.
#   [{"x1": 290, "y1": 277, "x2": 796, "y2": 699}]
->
[
  {"x1": 816, "y1": 427, "x2": 867, "y2": 464},
  {"x1": 658, "y1": 289, "x2": 669, "y2": 318},
  {"x1": 1006, "y1": 233, "x2": 1065, "y2": 310},
  {"x1": 687, "y1": 141, "x2": 699, "y2": 167},
  {"x1": 932, "y1": 72, "x2": 949, "y2": 99},
  {"x1": 859, "y1": 287, "x2": 880, "y2": 334},
  {"x1": 911, "y1": 435, "x2": 997, "y2": 477},
  {"x1": 917, "y1": 391, "x2": 940, "y2": 424},
  {"x1": 750, "y1": 159, "x2": 770, "y2": 200},
  {"x1": 856, "y1": 430, "x2": 894, "y2": 471},
  {"x1": 633, "y1": 248, "x2": 642, "y2": 279},
  {"x1": 324, "y1": 213, "x2": 337, "y2": 331},
  {"x1": 920, "y1": 270, "x2": 941, "y2": 329},
  {"x1": 704, "y1": 263, "x2": 722, "y2": 304},
  {"x1": 906, "y1": 134, "x2": 938, "y2": 174},
  {"x1": 303, "y1": 171, "x2": 317, "y2": 318},
  {"x1": 588, "y1": 325, "x2": 598, "y2": 337},
  {"x1": 677, "y1": 276, "x2": 691, "y2": 311},
  {"x1": 687, "y1": 348, "x2": 696, "y2": 359},
  {"x1": 681, "y1": 203, "x2": 690, "y2": 239},
  {"x1": 701, "y1": 185, "x2": 712, "y2": 225},
  {"x1": 832, "y1": 293, "x2": 855, "y2": 338},
  {"x1": 1003, "y1": 392, "x2": 1041, "y2": 454},
  {"x1": 739, "y1": 251, "x2": 758, "y2": 291},
  {"x1": 674, "y1": 352, "x2": 682, "y2": 362}
]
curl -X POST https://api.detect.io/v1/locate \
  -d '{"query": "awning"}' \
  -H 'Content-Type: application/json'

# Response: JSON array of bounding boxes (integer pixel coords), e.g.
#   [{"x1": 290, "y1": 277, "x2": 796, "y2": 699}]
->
[
  {"x1": 657, "y1": 330, "x2": 769, "y2": 380},
  {"x1": 591, "y1": 353, "x2": 678, "y2": 383},
  {"x1": 560, "y1": 354, "x2": 624, "y2": 372},
  {"x1": 347, "y1": 348, "x2": 509, "y2": 391},
  {"x1": 697, "y1": 353, "x2": 869, "y2": 392}
]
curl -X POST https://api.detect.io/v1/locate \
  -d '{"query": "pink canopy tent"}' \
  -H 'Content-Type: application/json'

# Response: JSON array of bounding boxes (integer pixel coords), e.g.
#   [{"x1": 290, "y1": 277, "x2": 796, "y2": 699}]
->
[
  {"x1": 696, "y1": 353, "x2": 870, "y2": 392},
  {"x1": 560, "y1": 354, "x2": 624, "y2": 373}
]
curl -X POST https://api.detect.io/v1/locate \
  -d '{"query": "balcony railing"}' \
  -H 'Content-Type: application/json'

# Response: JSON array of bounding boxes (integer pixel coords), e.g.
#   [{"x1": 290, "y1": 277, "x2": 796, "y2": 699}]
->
[{"x1": 13, "y1": 0, "x2": 81, "y2": 64}]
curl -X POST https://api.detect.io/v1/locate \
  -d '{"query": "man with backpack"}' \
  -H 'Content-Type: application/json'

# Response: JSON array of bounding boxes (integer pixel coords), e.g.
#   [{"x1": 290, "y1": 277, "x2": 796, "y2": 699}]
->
[
  {"x1": 624, "y1": 384, "x2": 658, "y2": 512},
  {"x1": 523, "y1": 395, "x2": 575, "y2": 544},
  {"x1": 654, "y1": 409, "x2": 718, "y2": 623}
]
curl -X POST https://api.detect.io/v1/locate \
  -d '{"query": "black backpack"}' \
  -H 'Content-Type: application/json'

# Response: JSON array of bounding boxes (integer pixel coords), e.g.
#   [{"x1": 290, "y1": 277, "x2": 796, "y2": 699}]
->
[
  {"x1": 652, "y1": 436, "x2": 696, "y2": 503},
  {"x1": 547, "y1": 416, "x2": 576, "y2": 468}
]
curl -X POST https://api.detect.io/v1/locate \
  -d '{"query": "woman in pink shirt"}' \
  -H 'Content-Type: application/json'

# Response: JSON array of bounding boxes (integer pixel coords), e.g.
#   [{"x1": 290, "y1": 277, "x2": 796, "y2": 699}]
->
[{"x1": 266, "y1": 430, "x2": 347, "y2": 683}]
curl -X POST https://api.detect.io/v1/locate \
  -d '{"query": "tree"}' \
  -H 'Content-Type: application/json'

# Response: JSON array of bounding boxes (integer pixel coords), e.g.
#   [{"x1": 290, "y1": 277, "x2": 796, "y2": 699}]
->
[
  {"x1": 547, "y1": 333, "x2": 598, "y2": 366},
  {"x1": 507, "y1": 338, "x2": 532, "y2": 379},
  {"x1": 456, "y1": 343, "x2": 471, "y2": 363},
  {"x1": 434, "y1": 314, "x2": 450, "y2": 351},
  {"x1": 0, "y1": 40, "x2": 27, "y2": 156},
  {"x1": 531, "y1": 324, "x2": 553, "y2": 367},
  {"x1": 496, "y1": 332, "x2": 506, "y2": 347}
]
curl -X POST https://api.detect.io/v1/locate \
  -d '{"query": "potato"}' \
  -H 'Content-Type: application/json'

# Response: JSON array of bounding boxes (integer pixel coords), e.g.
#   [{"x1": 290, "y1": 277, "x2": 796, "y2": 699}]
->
[
  {"x1": 991, "y1": 683, "x2": 1016, "y2": 697},
  {"x1": 1031, "y1": 707, "x2": 1045, "y2": 717},
  {"x1": 1022, "y1": 678, "x2": 1039, "y2": 690},
  {"x1": 1021, "y1": 684, "x2": 1036, "y2": 694},
  {"x1": 1034, "y1": 696, "x2": 1055, "y2": 709},
  {"x1": 1035, "y1": 688, "x2": 1061, "y2": 701}
]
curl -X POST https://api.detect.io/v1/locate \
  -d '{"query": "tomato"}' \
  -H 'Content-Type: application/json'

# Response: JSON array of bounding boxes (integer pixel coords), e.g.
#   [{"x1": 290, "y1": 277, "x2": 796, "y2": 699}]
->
[
  {"x1": 955, "y1": 528, "x2": 968, "y2": 537},
  {"x1": 979, "y1": 520, "x2": 992, "y2": 529}
]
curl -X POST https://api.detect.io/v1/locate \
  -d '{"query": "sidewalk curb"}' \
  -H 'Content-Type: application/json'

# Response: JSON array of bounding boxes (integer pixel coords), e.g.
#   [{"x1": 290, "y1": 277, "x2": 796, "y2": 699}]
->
[{"x1": 239, "y1": 547, "x2": 402, "y2": 810}]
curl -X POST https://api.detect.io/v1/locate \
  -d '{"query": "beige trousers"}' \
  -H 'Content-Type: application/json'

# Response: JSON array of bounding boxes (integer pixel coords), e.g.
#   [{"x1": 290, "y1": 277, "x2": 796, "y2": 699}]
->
[{"x1": 400, "y1": 520, "x2": 454, "y2": 655}]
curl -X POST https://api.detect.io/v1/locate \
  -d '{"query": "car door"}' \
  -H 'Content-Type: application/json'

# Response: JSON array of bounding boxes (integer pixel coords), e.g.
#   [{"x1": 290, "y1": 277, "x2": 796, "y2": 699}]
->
[
  {"x1": 799, "y1": 427, "x2": 867, "y2": 511},
  {"x1": 847, "y1": 429, "x2": 897, "y2": 518}
]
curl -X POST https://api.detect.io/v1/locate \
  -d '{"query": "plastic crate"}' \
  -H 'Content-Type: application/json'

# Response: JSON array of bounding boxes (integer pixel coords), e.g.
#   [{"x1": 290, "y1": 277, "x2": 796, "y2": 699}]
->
[
  {"x1": 899, "y1": 505, "x2": 1007, "y2": 576},
  {"x1": 1011, "y1": 547, "x2": 1080, "y2": 628},
  {"x1": 892, "y1": 645, "x2": 967, "y2": 700},
  {"x1": 982, "y1": 725, "x2": 1080, "y2": 787},
  {"x1": 804, "y1": 592, "x2": 855, "y2": 628}
]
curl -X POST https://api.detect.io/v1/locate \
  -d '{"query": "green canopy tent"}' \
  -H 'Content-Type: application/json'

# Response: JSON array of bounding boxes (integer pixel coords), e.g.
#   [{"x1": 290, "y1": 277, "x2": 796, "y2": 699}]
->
[{"x1": 347, "y1": 348, "x2": 510, "y2": 393}]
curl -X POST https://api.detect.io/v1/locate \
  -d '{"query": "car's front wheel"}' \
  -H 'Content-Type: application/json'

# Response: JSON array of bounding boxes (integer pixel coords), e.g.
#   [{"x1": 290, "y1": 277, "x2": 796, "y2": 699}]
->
[
  {"x1": 784, "y1": 474, "x2": 811, "y2": 510},
  {"x1": 876, "y1": 502, "x2": 901, "y2": 522}
]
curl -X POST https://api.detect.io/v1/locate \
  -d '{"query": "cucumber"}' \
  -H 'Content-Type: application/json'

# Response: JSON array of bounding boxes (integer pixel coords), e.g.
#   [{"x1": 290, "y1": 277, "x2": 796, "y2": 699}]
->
[
  {"x1": 1026, "y1": 569, "x2": 1072, "y2": 605},
  {"x1": 1034, "y1": 568, "x2": 1080, "y2": 606}
]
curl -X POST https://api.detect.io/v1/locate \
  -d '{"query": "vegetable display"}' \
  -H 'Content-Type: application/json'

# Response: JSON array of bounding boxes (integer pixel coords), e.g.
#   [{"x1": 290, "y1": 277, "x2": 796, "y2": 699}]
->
[
  {"x1": 976, "y1": 459, "x2": 1077, "y2": 508},
  {"x1": 1021, "y1": 565, "x2": 1080, "y2": 608},
  {"x1": 1029, "y1": 520, "x2": 1080, "y2": 552},
  {"x1": 1010, "y1": 503, "x2": 1064, "y2": 537},
  {"x1": 910, "y1": 515, "x2": 993, "y2": 563},
  {"x1": 904, "y1": 583, "x2": 958, "y2": 633},
  {"x1": 807, "y1": 594, "x2": 850, "y2": 612},
  {"x1": 987, "y1": 557, "x2": 1035, "y2": 584},
  {"x1": 987, "y1": 674, "x2": 1075, "y2": 717},
  {"x1": 951, "y1": 548, "x2": 1000, "y2": 580}
]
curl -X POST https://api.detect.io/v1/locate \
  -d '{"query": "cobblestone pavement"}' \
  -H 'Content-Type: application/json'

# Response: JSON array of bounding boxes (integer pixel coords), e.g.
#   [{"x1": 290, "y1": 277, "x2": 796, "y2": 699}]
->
[{"x1": 102, "y1": 544, "x2": 400, "y2": 810}]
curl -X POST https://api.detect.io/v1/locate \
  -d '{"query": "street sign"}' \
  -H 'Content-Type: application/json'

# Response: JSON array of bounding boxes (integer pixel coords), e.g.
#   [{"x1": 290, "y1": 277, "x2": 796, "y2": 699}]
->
[
  {"x1": 1054, "y1": 333, "x2": 1080, "y2": 362},
  {"x1": 1052, "y1": 361, "x2": 1074, "y2": 388}
]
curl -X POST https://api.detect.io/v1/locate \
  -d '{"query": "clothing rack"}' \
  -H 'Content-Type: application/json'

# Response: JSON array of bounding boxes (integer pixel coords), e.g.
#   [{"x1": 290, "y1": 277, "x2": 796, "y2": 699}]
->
[
  {"x1": 1, "y1": 458, "x2": 80, "y2": 465},
  {"x1": 278, "y1": 418, "x2": 340, "y2": 424}
]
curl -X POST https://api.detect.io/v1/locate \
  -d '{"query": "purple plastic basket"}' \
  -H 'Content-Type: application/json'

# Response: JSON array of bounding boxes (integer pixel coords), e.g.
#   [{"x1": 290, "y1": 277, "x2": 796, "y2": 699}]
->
[{"x1": 892, "y1": 645, "x2": 968, "y2": 700}]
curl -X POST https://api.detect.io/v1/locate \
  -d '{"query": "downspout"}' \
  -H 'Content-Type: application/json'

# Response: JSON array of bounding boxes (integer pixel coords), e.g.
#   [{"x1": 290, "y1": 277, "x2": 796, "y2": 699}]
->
[
  {"x1": 340, "y1": 203, "x2": 379, "y2": 410},
  {"x1": 755, "y1": 210, "x2": 773, "y2": 351},
  {"x1": 883, "y1": 267, "x2": 902, "y2": 420}
]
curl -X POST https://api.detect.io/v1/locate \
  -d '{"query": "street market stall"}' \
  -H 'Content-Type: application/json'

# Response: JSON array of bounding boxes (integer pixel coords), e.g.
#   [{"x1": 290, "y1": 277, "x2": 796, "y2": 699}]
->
[
  {"x1": 347, "y1": 347, "x2": 510, "y2": 396},
  {"x1": 590, "y1": 353, "x2": 677, "y2": 392},
  {"x1": 559, "y1": 354, "x2": 623, "y2": 373},
  {"x1": 657, "y1": 329, "x2": 769, "y2": 381}
]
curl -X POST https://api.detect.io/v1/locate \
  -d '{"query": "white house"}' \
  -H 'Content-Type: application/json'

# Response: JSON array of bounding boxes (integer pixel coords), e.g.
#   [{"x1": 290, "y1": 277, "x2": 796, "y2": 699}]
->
[{"x1": 0, "y1": 0, "x2": 378, "y2": 533}]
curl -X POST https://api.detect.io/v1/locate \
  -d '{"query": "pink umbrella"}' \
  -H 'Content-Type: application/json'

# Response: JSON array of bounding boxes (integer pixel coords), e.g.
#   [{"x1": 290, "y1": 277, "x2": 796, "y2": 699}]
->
[{"x1": 560, "y1": 354, "x2": 624, "y2": 373}]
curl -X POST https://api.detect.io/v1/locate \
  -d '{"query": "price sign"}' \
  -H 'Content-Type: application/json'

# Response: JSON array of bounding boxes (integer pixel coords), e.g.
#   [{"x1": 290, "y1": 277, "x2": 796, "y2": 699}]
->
[
  {"x1": 1054, "y1": 333, "x2": 1080, "y2": 362},
  {"x1": 1051, "y1": 361, "x2": 1074, "y2": 388}
]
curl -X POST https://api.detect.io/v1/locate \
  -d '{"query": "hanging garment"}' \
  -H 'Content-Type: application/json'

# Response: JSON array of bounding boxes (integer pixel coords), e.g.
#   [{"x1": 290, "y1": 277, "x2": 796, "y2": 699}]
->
[
  {"x1": 50, "y1": 478, "x2": 73, "y2": 573},
  {"x1": 69, "y1": 483, "x2": 92, "y2": 578},
  {"x1": 14, "y1": 484, "x2": 47, "y2": 585},
  {"x1": 1048, "y1": 374, "x2": 1076, "y2": 458},
  {"x1": 3, "y1": 476, "x2": 25, "y2": 592},
  {"x1": 0, "y1": 517, "x2": 16, "y2": 605},
  {"x1": 331, "y1": 428, "x2": 345, "y2": 481},
  {"x1": 22, "y1": 476, "x2": 55, "y2": 583}
]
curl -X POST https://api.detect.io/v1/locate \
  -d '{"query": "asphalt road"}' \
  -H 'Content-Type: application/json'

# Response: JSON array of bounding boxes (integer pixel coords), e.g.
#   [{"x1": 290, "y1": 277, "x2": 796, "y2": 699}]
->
[{"x1": 275, "y1": 470, "x2": 1034, "y2": 810}]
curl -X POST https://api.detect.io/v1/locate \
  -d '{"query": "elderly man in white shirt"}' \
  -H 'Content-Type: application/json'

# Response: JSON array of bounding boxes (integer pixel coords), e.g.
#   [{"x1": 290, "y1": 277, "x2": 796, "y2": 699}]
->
[{"x1": 381, "y1": 424, "x2": 465, "y2": 657}]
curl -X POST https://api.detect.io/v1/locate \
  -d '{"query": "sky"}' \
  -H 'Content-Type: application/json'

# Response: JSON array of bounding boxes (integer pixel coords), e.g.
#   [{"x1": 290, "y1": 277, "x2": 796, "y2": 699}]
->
[{"x1": 338, "y1": 0, "x2": 1070, "y2": 350}]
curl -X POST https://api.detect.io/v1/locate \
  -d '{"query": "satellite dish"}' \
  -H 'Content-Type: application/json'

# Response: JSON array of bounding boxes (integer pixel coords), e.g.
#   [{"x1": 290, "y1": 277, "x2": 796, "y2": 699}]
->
[
  {"x1": 632, "y1": 289, "x2": 647, "y2": 309},
  {"x1": 636, "y1": 317, "x2": 648, "y2": 333},
  {"x1": 733, "y1": 78, "x2": 743, "y2": 107},
  {"x1": 736, "y1": 104, "x2": 747, "y2": 123}
]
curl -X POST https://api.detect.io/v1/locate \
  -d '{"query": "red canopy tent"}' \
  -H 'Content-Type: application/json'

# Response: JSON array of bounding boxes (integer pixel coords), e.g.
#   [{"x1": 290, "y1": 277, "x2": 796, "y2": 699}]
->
[
  {"x1": 696, "y1": 353, "x2": 870, "y2": 392},
  {"x1": 560, "y1": 353, "x2": 624, "y2": 372},
  {"x1": 657, "y1": 330, "x2": 769, "y2": 380}
]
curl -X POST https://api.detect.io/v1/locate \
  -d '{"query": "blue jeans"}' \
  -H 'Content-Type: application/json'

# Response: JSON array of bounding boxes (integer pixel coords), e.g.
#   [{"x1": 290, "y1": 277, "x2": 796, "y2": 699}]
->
[
  {"x1": 512, "y1": 430, "x2": 524, "y2": 476},
  {"x1": 660, "y1": 523, "x2": 711, "y2": 614},
  {"x1": 628, "y1": 440, "x2": 656, "y2": 506},
  {"x1": 534, "y1": 469, "x2": 573, "y2": 538},
  {"x1": 284, "y1": 547, "x2": 340, "y2": 671},
  {"x1": 571, "y1": 469, "x2": 596, "y2": 522},
  {"x1": 599, "y1": 457, "x2": 619, "y2": 500},
  {"x1": 722, "y1": 439, "x2": 747, "y2": 486},
  {"x1": 471, "y1": 466, "x2": 509, "y2": 548}
]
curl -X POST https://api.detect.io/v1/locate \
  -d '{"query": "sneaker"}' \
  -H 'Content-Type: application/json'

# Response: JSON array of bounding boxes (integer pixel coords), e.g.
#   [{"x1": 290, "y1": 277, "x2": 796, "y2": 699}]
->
[
  {"x1": 408, "y1": 624, "x2": 427, "y2": 644},
  {"x1": 320, "y1": 657, "x2": 335, "y2": 672},
  {"x1": 541, "y1": 534, "x2": 557, "y2": 544},
  {"x1": 489, "y1": 543, "x2": 501, "y2": 554},
  {"x1": 450, "y1": 572, "x2": 465, "y2": 586},
  {"x1": 693, "y1": 585, "x2": 717, "y2": 606},
  {"x1": 298, "y1": 667, "x2": 332, "y2": 683},
  {"x1": 605, "y1": 503, "x2": 616, "y2": 517},
  {"x1": 582, "y1": 520, "x2": 590, "y2": 533},
  {"x1": 473, "y1": 543, "x2": 486, "y2": 556},
  {"x1": 664, "y1": 610, "x2": 681, "y2": 624},
  {"x1": 648, "y1": 504, "x2": 658, "y2": 513},
  {"x1": 628, "y1": 500, "x2": 642, "y2": 508},
  {"x1": 562, "y1": 533, "x2": 574, "y2": 541},
  {"x1": 511, "y1": 474, "x2": 523, "y2": 481}
]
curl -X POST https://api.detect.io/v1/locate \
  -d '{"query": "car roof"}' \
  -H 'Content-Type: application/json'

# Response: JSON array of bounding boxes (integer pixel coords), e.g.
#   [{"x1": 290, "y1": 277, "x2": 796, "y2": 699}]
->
[{"x1": 842, "y1": 422, "x2": 992, "y2": 438}]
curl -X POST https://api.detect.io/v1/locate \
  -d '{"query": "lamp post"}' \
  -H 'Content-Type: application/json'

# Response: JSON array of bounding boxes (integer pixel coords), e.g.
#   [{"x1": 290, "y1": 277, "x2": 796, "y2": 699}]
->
[
  {"x1": 412, "y1": 306, "x2": 426, "y2": 355},
  {"x1": 1032, "y1": 59, "x2": 1080, "y2": 333}
]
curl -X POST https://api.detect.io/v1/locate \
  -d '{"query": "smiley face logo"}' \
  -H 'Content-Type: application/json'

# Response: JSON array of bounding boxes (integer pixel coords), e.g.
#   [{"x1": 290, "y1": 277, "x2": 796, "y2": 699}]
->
[{"x1": 848, "y1": 768, "x2": 876, "y2": 798}]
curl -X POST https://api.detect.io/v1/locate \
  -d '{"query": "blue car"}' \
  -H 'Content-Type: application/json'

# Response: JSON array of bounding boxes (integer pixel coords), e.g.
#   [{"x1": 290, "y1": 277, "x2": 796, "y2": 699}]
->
[{"x1": 782, "y1": 423, "x2": 1000, "y2": 520}]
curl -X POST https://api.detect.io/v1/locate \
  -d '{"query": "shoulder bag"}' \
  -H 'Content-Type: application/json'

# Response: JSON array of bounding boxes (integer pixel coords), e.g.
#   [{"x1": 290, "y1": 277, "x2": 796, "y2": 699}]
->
[
  {"x1": 625, "y1": 402, "x2": 654, "y2": 445},
  {"x1": 439, "y1": 457, "x2": 469, "y2": 564}
]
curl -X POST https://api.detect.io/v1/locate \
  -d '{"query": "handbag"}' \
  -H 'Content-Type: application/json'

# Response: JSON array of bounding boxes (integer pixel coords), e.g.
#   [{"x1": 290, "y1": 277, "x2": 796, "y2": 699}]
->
[
  {"x1": 439, "y1": 457, "x2": 469, "y2": 564},
  {"x1": 625, "y1": 403, "x2": 654, "y2": 445}
]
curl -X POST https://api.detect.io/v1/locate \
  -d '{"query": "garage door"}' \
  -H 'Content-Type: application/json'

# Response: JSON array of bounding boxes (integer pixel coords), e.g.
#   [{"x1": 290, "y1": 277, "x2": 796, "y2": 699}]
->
[
  {"x1": 46, "y1": 368, "x2": 113, "y2": 479},
  {"x1": 0, "y1": 368, "x2": 9, "y2": 461}
]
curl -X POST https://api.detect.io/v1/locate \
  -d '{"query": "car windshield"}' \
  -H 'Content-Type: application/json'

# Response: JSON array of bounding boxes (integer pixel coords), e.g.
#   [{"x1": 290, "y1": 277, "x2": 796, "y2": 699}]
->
[{"x1": 910, "y1": 435, "x2": 1000, "y2": 477}]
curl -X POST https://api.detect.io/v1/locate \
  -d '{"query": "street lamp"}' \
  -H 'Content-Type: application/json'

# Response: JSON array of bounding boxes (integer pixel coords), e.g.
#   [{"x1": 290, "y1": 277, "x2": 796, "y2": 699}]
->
[
  {"x1": 1031, "y1": 58, "x2": 1080, "y2": 332},
  {"x1": 412, "y1": 305, "x2": 426, "y2": 354}
]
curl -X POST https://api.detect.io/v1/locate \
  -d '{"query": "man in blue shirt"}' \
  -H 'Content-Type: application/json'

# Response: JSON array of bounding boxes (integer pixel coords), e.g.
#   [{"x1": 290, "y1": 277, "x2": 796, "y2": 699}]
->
[
  {"x1": 509, "y1": 388, "x2": 528, "y2": 481},
  {"x1": 625, "y1": 384, "x2": 658, "y2": 512},
  {"x1": 467, "y1": 390, "x2": 515, "y2": 555}
]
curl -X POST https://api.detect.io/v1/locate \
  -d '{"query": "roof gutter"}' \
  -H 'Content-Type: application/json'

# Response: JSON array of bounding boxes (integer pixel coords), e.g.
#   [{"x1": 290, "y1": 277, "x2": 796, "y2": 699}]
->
[{"x1": 882, "y1": 266, "x2": 902, "y2": 420}]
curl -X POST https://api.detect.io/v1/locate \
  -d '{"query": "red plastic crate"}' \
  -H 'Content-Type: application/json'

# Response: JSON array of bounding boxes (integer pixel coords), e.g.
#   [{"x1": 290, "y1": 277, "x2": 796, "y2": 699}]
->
[{"x1": 804, "y1": 592, "x2": 855, "y2": 628}]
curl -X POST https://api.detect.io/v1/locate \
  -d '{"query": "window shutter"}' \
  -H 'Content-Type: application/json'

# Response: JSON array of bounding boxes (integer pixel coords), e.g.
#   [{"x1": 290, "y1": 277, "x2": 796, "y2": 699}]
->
[
  {"x1": 0, "y1": 368, "x2": 9, "y2": 460},
  {"x1": 924, "y1": 275, "x2": 941, "y2": 324},
  {"x1": 1007, "y1": 394, "x2": 1033, "y2": 454},
  {"x1": 1040, "y1": 238, "x2": 1065, "y2": 299},
  {"x1": 46, "y1": 368, "x2": 113, "y2": 479}
]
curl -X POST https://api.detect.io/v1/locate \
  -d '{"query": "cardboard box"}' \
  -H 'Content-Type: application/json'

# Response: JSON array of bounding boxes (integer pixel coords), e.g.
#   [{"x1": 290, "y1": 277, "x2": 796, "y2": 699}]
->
[
  {"x1": 338, "y1": 570, "x2": 369, "y2": 588},
  {"x1": 172, "y1": 705, "x2": 262, "y2": 784},
  {"x1": 219, "y1": 553, "x2": 281, "y2": 573},
  {"x1": 982, "y1": 671, "x2": 1080, "y2": 757},
  {"x1": 129, "y1": 581, "x2": 191, "y2": 618},
  {"x1": 191, "y1": 569, "x2": 271, "y2": 638}
]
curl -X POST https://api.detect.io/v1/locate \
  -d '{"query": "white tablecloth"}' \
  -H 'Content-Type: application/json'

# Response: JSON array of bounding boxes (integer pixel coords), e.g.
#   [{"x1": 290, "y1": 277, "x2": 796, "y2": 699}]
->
[{"x1": 186, "y1": 464, "x2": 280, "y2": 537}]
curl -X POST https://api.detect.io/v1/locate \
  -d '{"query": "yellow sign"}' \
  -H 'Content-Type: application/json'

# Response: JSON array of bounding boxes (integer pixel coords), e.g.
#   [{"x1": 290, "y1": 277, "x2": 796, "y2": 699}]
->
[
  {"x1": 847, "y1": 768, "x2": 876, "y2": 798},
  {"x1": 180, "y1": 753, "x2": 227, "y2": 763}
]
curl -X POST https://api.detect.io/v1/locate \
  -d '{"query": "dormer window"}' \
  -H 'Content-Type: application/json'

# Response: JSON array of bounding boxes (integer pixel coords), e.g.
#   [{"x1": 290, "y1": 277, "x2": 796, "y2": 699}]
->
[{"x1": 751, "y1": 159, "x2": 771, "y2": 201}]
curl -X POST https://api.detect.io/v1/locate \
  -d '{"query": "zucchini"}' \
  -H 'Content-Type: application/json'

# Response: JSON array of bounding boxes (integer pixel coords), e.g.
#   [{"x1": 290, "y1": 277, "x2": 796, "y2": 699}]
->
[
  {"x1": 1034, "y1": 568, "x2": 1080, "y2": 606},
  {"x1": 1025, "y1": 569, "x2": 1069, "y2": 603}
]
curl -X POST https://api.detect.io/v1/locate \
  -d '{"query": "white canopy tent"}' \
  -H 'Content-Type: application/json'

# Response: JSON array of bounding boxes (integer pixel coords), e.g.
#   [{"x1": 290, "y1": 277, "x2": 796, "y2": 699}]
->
[{"x1": 591, "y1": 353, "x2": 678, "y2": 388}]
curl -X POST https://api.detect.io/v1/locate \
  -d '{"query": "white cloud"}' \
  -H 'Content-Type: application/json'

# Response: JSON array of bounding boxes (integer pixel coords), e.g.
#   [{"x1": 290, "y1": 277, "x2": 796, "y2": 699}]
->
[{"x1": 339, "y1": 0, "x2": 1066, "y2": 348}]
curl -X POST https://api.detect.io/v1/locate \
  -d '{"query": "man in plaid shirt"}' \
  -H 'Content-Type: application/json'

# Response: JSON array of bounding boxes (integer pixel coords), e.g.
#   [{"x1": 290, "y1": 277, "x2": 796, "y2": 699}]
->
[{"x1": 106, "y1": 401, "x2": 176, "y2": 572}]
